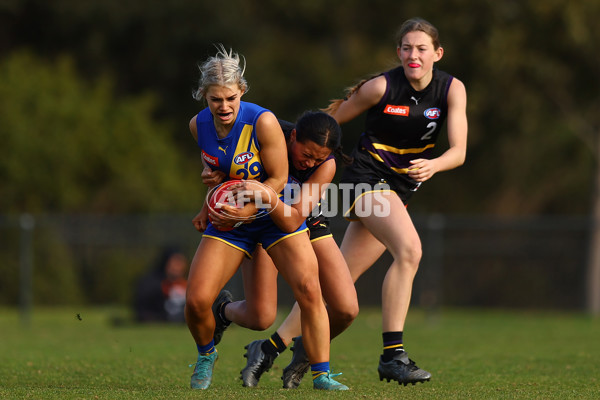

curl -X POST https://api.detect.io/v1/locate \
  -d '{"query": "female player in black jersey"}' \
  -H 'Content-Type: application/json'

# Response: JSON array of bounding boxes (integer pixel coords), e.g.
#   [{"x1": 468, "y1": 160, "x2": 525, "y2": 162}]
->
[
  {"x1": 201, "y1": 111, "x2": 358, "y2": 389},
  {"x1": 325, "y1": 18, "x2": 468, "y2": 385}
]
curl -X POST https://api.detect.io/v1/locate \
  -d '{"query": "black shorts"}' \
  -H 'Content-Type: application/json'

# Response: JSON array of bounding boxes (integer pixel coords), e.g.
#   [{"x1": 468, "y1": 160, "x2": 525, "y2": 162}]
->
[
  {"x1": 340, "y1": 145, "x2": 419, "y2": 220},
  {"x1": 306, "y1": 214, "x2": 332, "y2": 242}
]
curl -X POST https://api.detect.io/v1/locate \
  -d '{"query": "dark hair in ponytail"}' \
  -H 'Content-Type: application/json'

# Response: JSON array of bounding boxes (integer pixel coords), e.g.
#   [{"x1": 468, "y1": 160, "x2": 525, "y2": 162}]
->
[{"x1": 295, "y1": 111, "x2": 353, "y2": 165}]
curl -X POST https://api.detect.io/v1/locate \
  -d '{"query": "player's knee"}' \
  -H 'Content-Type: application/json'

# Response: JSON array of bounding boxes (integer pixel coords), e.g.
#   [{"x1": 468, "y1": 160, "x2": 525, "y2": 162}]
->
[
  {"x1": 336, "y1": 307, "x2": 359, "y2": 328},
  {"x1": 245, "y1": 306, "x2": 277, "y2": 330},
  {"x1": 248, "y1": 314, "x2": 276, "y2": 331},
  {"x1": 185, "y1": 292, "x2": 211, "y2": 316},
  {"x1": 347, "y1": 300, "x2": 360, "y2": 322},
  {"x1": 396, "y1": 241, "x2": 422, "y2": 269},
  {"x1": 293, "y1": 276, "x2": 322, "y2": 308},
  {"x1": 329, "y1": 299, "x2": 359, "y2": 326},
  {"x1": 409, "y1": 244, "x2": 423, "y2": 266}
]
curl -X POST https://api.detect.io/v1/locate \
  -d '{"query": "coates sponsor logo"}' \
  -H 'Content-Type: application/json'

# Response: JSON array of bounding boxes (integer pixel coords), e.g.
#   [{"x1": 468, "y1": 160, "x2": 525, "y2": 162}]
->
[
  {"x1": 384, "y1": 105, "x2": 410, "y2": 116},
  {"x1": 202, "y1": 150, "x2": 219, "y2": 167},
  {"x1": 424, "y1": 108, "x2": 441, "y2": 119},
  {"x1": 234, "y1": 152, "x2": 254, "y2": 165}
]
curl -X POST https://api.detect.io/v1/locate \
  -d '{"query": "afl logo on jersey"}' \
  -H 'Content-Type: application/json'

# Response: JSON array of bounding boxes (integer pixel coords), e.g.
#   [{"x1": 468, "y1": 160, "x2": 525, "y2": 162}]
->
[
  {"x1": 234, "y1": 152, "x2": 254, "y2": 165},
  {"x1": 424, "y1": 108, "x2": 441, "y2": 119}
]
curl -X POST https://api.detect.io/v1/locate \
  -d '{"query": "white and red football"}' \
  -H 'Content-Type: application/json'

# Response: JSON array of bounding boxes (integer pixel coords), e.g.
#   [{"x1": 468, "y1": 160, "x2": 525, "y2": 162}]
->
[{"x1": 207, "y1": 180, "x2": 244, "y2": 231}]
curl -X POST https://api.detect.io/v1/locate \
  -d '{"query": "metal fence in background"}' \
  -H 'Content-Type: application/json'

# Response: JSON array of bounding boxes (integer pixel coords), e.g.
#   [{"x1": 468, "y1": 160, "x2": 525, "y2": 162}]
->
[{"x1": 1, "y1": 213, "x2": 592, "y2": 321}]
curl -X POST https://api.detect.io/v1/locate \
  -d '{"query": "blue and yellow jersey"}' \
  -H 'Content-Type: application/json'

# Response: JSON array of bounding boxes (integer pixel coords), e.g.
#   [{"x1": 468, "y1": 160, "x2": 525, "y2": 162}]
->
[
  {"x1": 196, "y1": 101, "x2": 268, "y2": 182},
  {"x1": 197, "y1": 107, "x2": 309, "y2": 253}
]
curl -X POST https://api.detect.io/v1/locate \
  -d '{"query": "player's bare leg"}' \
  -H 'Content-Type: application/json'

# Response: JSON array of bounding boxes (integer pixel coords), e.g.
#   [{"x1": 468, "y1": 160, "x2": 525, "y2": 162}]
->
[
  {"x1": 268, "y1": 234, "x2": 348, "y2": 390},
  {"x1": 341, "y1": 192, "x2": 431, "y2": 385},
  {"x1": 280, "y1": 237, "x2": 359, "y2": 388},
  {"x1": 185, "y1": 238, "x2": 246, "y2": 389},
  {"x1": 213, "y1": 247, "x2": 279, "y2": 346}
]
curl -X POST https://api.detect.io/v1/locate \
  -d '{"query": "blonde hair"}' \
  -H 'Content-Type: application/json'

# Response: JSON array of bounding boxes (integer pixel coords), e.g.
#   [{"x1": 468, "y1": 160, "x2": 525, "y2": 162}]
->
[
  {"x1": 324, "y1": 18, "x2": 440, "y2": 115},
  {"x1": 192, "y1": 44, "x2": 249, "y2": 101}
]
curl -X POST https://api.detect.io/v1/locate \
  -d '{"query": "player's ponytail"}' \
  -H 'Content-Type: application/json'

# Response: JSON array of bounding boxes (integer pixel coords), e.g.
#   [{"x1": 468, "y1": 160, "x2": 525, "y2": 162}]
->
[{"x1": 322, "y1": 74, "x2": 380, "y2": 116}]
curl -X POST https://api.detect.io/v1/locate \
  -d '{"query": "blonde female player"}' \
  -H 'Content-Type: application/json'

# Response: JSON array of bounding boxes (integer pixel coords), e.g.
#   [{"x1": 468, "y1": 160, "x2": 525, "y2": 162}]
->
[
  {"x1": 203, "y1": 111, "x2": 358, "y2": 389},
  {"x1": 185, "y1": 46, "x2": 346, "y2": 391},
  {"x1": 326, "y1": 18, "x2": 468, "y2": 385}
]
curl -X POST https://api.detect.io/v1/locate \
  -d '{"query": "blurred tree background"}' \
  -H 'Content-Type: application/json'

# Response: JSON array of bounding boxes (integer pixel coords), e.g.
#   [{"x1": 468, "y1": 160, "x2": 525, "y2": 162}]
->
[
  {"x1": 1, "y1": 0, "x2": 598, "y2": 214},
  {"x1": 1, "y1": 0, "x2": 599, "y2": 309}
]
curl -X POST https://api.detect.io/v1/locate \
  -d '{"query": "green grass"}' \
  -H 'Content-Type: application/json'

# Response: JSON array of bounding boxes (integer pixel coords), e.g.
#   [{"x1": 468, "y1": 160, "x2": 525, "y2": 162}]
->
[{"x1": 1, "y1": 307, "x2": 599, "y2": 399}]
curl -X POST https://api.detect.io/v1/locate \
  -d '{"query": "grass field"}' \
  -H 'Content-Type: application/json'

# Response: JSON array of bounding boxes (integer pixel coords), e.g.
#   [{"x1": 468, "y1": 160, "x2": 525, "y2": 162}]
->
[{"x1": 1, "y1": 306, "x2": 599, "y2": 399}]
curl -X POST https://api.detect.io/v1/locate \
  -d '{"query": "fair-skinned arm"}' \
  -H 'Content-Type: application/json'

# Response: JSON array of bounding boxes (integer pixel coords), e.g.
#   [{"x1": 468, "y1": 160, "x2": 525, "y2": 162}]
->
[
  {"x1": 192, "y1": 160, "x2": 229, "y2": 232},
  {"x1": 189, "y1": 115, "x2": 212, "y2": 232},
  {"x1": 254, "y1": 111, "x2": 289, "y2": 193},
  {"x1": 407, "y1": 78, "x2": 468, "y2": 182},
  {"x1": 192, "y1": 202, "x2": 209, "y2": 232},
  {"x1": 330, "y1": 76, "x2": 387, "y2": 124},
  {"x1": 201, "y1": 166, "x2": 227, "y2": 187},
  {"x1": 189, "y1": 115, "x2": 198, "y2": 141},
  {"x1": 229, "y1": 158, "x2": 336, "y2": 232}
]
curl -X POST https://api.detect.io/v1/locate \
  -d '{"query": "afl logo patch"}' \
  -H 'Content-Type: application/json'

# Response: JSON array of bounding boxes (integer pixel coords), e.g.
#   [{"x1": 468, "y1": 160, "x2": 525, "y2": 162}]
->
[
  {"x1": 424, "y1": 108, "x2": 441, "y2": 119},
  {"x1": 234, "y1": 152, "x2": 254, "y2": 165}
]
